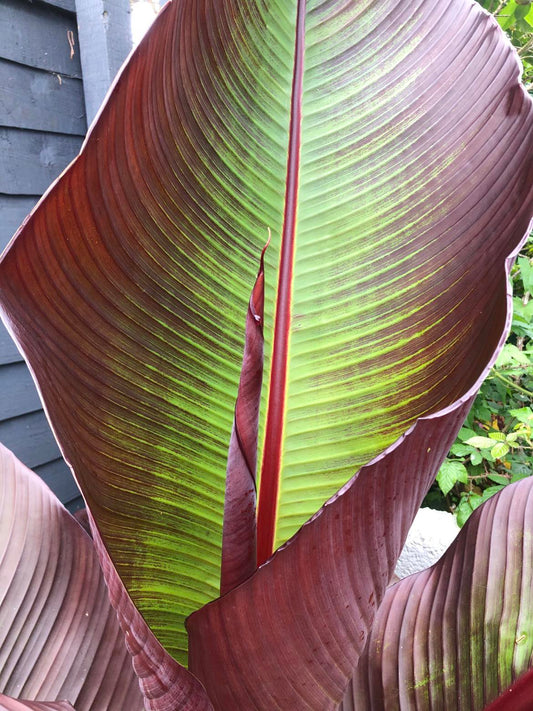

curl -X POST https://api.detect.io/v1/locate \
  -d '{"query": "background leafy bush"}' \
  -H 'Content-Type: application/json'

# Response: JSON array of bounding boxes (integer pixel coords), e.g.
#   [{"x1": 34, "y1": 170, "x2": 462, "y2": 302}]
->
[{"x1": 424, "y1": 0, "x2": 533, "y2": 522}]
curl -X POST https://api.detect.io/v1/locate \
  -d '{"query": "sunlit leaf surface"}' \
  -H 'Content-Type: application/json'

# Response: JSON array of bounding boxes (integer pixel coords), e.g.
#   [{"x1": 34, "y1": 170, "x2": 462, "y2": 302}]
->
[{"x1": 0, "y1": 0, "x2": 531, "y2": 678}]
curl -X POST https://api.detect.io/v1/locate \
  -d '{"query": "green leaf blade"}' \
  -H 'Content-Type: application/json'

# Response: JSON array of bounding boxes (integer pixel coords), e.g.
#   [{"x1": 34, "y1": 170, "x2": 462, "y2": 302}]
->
[
  {"x1": 437, "y1": 460, "x2": 469, "y2": 496},
  {"x1": 466, "y1": 436, "x2": 497, "y2": 449},
  {"x1": 262, "y1": 0, "x2": 533, "y2": 550},
  {"x1": 0, "y1": 0, "x2": 298, "y2": 664}
]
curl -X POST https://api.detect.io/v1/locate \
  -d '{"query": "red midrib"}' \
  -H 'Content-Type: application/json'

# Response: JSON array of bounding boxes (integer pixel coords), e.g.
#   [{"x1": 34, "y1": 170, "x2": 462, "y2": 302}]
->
[{"x1": 256, "y1": 0, "x2": 306, "y2": 566}]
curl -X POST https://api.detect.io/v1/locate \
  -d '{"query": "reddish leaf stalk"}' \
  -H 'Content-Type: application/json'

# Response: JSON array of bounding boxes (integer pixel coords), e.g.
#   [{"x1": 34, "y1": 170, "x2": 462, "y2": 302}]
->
[
  {"x1": 220, "y1": 245, "x2": 267, "y2": 596},
  {"x1": 256, "y1": 0, "x2": 306, "y2": 566}
]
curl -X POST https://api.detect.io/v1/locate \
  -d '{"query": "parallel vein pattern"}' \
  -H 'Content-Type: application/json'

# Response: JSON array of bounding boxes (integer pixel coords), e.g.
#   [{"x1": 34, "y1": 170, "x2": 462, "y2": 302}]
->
[
  {"x1": 0, "y1": 0, "x2": 532, "y2": 680},
  {"x1": 0, "y1": 446, "x2": 142, "y2": 710},
  {"x1": 89, "y1": 513, "x2": 213, "y2": 711},
  {"x1": 347, "y1": 477, "x2": 533, "y2": 710},
  {"x1": 269, "y1": 0, "x2": 533, "y2": 548},
  {"x1": 0, "y1": 0, "x2": 297, "y2": 663},
  {"x1": 188, "y1": 398, "x2": 475, "y2": 709}
]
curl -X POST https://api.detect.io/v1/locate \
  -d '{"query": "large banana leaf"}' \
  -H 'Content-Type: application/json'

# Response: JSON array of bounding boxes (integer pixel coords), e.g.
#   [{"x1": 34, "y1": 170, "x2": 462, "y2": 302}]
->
[
  {"x1": 0, "y1": 0, "x2": 532, "y2": 685},
  {"x1": 346, "y1": 476, "x2": 533, "y2": 710}
]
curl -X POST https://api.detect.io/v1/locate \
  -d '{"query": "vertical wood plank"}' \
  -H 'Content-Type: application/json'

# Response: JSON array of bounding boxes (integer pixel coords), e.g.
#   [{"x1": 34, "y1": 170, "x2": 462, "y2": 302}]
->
[
  {"x1": 75, "y1": 0, "x2": 132, "y2": 124},
  {"x1": 0, "y1": 328, "x2": 22, "y2": 367}
]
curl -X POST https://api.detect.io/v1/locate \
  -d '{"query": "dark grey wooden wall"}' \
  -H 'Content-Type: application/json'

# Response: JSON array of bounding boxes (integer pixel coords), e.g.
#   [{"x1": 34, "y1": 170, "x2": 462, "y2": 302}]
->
[{"x1": 0, "y1": 0, "x2": 131, "y2": 510}]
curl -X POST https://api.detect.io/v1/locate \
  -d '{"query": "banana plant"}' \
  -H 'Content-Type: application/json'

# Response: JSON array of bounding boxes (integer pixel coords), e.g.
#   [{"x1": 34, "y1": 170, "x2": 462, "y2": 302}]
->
[{"x1": 0, "y1": 0, "x2": 533, "y2": 709}]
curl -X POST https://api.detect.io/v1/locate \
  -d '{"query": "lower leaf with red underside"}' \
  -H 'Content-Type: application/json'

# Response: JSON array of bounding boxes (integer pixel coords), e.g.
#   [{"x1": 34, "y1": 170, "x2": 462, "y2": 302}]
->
[
  {"x1": 0, "y1": 699, "x2": 75, "y2": 710},
  {"x1": 483, "y1": 668, "x2": 533, "y2": 711},
  {"x1": 0, "y1": 445, "x2": 143, "y2": 711},
  {"x1": 345, "y1": 476, "x2": 533, "y2": 711}
]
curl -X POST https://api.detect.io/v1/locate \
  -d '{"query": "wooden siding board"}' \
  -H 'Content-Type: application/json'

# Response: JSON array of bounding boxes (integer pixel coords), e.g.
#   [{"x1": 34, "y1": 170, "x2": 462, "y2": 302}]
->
[
  {"x1": 0, "y1": 60, "x2": 86, "y2": 135},
  {"x1": 0, "y1": 361, "x2": 42, "y2": 419},
  {"x1": 34, "y1": 458, "x2": 82, "y2": 509},
  {"x1": 0, "y1": 411, "x2": 62, "y2": 469},
  {"x1": 0, "y1": 321, "x2": 22, "y2": 366},
  {"x1": 0, "y1": 195, "x2": 39, "y2": 251},
  {"x1": 0, "y1": 0, "x2": 82, "y2": 77},
  {"x1": 75, "y1": 0, "x2": 131, "y2": 123},
  {"x1": 0, "y1": 128, "x2": 82, "y2": 195},
  {"x1": 0, "y1": 327, "x2": 22, "y2": 366},
  {"x1": 37, "y1": 0, "x2": 77, "y2": 12},
  {"x1": 65, "y1": 495, "x2": 85, "y2": 513}
]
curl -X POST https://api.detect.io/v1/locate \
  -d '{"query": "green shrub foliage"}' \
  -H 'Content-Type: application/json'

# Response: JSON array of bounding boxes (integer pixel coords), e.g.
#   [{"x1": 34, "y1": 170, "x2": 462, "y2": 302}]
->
[{"x1": 429, "y1": 242, "x2": 533, "y2": 524}]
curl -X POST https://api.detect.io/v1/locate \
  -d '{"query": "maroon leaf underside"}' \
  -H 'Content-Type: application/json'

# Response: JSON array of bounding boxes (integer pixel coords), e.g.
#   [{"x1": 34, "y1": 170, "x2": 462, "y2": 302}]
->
[
  {"x1": 0, "y1": 698, "x2": 75, "y2": 710},
  {"x1": 187, "y1": 396, "x2": 474, "y2": 710},
  {"x1": 345, "y1": 477, "x2": 533, "y2": 711},
  {"x1": 220, "y1": 249, "x2": 266, "y2": 596},
  {"x1": 87, "y1": 512, "x2": 213, "y2": 711},
  {"x1": 484, "y1": 668, "x2": 533, "y2": 711},
  {"x1": 0, "y1": 445, "x2": 143, "y2": 711}
]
